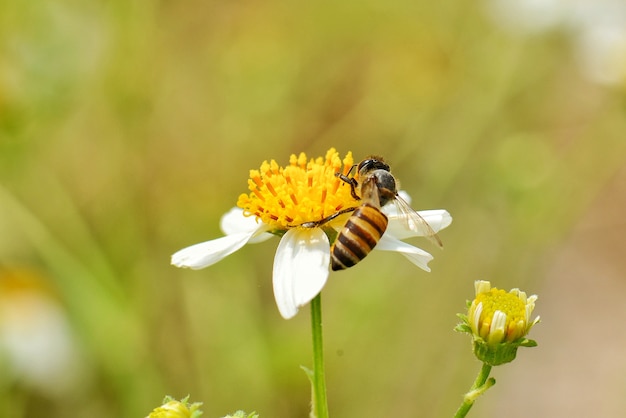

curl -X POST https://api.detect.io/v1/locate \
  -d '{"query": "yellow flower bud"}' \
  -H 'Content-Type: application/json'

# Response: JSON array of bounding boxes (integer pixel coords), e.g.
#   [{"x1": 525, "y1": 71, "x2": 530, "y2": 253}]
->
[
  {"x1": 146, "y1": 396, "x2": 203, "y2": 418},
  {"x1": 456, "y1": 281, "x2": 540, "y2": 365}
]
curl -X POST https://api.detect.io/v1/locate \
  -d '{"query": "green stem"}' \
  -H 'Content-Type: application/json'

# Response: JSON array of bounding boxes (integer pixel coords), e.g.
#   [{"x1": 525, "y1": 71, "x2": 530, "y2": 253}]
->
[
  {"x1": 454, "y1": 363, "x2": 494, "y2": 418},
  {"x1": 310, "y1": 293, "x2": 329, "y2": 418}
]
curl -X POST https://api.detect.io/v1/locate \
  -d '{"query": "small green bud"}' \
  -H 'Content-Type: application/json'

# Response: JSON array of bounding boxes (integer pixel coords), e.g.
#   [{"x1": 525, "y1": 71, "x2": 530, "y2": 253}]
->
[
  {"x1": 146, "y1": 396, "x2": 203, "y2": 418},
  {"x1": 221, "y1": 411, "x2": 259, "y2": 418},
  {"x1": 457, "y1": 281, "x2": 540, "y2": 366}
]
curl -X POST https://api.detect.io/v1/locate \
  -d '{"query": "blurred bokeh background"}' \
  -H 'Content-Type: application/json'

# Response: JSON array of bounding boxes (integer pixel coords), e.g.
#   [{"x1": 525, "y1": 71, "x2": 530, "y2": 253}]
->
[{"x1": 1, "y1": 0, "x2": 625, "y2": 417}]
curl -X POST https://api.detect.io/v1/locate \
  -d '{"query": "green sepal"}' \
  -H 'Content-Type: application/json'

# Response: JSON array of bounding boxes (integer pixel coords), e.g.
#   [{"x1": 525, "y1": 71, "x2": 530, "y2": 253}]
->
[
  {"x1": 473, "y1": 339, "x2": 520, "y2": 366},
  {"x1": 190, "y1": 409, "x2": 204, "y2": 418},
  {"x1": 454, "y1": 323, "x2": 472, "y2": 334},
  {"x1": 455, "y1": 313, "x2": 472, "y2": 334},
  {"x1": 222, "y1": 412, "x2": 259, "y2": 418},
  {"x1": 472, "y1": 335, "x2": 538, "y2": 366},
  {"x1": 519, "y1": 338, "x2": 538, "y2": 348}
]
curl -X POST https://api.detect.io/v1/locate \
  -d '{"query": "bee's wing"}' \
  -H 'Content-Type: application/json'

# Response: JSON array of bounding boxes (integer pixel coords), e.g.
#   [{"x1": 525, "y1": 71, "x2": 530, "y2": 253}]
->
[{"x1": 393, "y1": 195, "x2": 443, "y2": 248}]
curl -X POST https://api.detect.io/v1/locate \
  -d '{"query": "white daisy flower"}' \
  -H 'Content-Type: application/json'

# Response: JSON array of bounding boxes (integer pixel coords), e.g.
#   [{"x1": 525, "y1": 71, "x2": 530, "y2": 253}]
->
[{"x1": 172, "y1": 149, "x2": 452, "y2": 319}]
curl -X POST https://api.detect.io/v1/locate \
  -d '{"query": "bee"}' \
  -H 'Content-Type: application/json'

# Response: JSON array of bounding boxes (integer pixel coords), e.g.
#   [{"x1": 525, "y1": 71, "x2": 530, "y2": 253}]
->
[{"x1": 303, "y1": 156, "x2": 442, "y2": 271}]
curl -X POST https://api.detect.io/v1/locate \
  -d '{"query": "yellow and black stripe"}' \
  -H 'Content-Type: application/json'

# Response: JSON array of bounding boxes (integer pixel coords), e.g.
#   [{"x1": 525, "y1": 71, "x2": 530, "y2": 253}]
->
[{"x1": 330, "y1": 203, "x2": 388, "y2": 271}]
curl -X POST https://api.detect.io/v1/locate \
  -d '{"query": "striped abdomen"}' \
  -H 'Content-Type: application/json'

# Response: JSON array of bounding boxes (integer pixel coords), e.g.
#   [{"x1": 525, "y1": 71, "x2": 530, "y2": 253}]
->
[{"x1": 331, "y1": 203, "x2": 388, "y2": 271}]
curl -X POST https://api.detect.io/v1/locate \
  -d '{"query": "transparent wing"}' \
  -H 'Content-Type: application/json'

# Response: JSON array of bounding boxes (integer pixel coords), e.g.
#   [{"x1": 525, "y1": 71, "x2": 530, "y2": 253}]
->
[{"x1": 393, "y1": 195, "x2": 443, "y2": 248}]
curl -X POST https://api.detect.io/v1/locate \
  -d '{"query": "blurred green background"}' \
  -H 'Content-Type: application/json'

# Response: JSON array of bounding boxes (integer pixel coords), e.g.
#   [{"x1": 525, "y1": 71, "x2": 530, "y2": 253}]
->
[{"x1": 1, "y1": 1, "x2": 625, "y2": 417}]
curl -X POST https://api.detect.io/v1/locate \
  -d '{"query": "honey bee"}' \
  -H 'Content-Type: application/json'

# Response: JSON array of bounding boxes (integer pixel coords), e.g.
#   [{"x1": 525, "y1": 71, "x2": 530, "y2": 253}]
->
[{"x1": 303, "y1": 156, "x2": 442, "y2": 271}]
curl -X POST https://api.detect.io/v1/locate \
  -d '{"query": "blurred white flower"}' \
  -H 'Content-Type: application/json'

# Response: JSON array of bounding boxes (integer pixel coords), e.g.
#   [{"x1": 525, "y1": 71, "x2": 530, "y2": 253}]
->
[
  {"x1": 0, "y1": 269, "x2": 86, "y2": 398},
  {"x1": 485, "y1": 0, "x2": 626, "y2": 85}
]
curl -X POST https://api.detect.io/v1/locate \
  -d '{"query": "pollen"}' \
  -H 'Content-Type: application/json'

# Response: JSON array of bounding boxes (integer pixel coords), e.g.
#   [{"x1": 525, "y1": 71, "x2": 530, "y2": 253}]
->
[
  {"x1": 237, "y1": 148, "x2": 359, "y2": 230},
  {"x1": 473, "y1": 288, "x2": 528, "y2": 343}
]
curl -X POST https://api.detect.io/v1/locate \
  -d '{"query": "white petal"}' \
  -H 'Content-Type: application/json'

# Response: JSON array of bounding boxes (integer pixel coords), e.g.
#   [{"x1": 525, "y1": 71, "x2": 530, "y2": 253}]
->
[
  {"x1": 220, "y1": 207, "x2": 273, "y2": 244},
  {"x1": 472, "y1": 302, "x2": 483, "y2": 334},
  {"x1": 386, "y1": 209, "x2": 452, "y2": 240},
  {"x1": 172, "y1": 230, "x2": 258, "y2": 269},
  {"x1": 272, "y1": 228, "x2": 330, "y2": 319},
  {"x1": 375, "y1": 235, "x2": 434, "y2": 272},
  {"x1": 416, "y1": 209, "x2": 453, "y2": 233},
  {"x1": 488, "y1": 310, "x2": 507, "y2": 344},
  {"x1": 474, "y1": 280, "x2": 492, "y2": 296}
]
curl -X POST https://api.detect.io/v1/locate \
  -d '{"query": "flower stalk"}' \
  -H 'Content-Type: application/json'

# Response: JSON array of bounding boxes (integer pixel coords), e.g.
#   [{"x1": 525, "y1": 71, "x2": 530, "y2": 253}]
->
[
  {"x1": 310, "y1": 293, "x2": 329, "y2": 418},
  {"x1": 453, "y1": 363, "x2": 494, "y2": 418}
]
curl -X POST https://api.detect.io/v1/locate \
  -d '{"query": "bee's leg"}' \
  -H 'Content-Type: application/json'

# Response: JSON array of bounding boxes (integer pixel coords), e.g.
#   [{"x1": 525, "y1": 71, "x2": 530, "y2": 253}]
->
[
  {"x1": 345, "y1": 163, "x2": 357, "y2": 177},
  {"x1": 335, "y1": 172, "x2": 361, "y2": 200},
  {"x1": 294, "y1": 206, "x2": 358, "y2": 228}
]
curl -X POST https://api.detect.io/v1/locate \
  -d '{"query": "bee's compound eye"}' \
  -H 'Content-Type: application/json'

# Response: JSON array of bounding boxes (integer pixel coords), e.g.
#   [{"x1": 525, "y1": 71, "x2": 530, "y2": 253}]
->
[
  {"x1": 358, "y1": 159, "x2": 375, "y2": 172},
  {"x1": 358, "y1": 158, "x2": 389, "y2": 175}
]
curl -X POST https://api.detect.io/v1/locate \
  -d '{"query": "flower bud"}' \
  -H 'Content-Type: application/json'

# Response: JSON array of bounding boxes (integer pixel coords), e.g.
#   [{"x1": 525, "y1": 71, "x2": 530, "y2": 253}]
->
[
  {"x1": 221, "y1": 411, "x2": 259, "y2": 418},
  {"x1": 456, "y1": 281, "x2": 540, "y2": 366},
  {"x1": 146, "y1": 396, "x2": 203, "y2": 418}
]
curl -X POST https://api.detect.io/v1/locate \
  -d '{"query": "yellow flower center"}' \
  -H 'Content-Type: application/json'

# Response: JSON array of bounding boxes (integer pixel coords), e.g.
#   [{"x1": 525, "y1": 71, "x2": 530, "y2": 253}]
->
[
  {"x1": 237, "y1": 148, "x2": 359, "y2": 230},
  {"x1": 474, "y1": 288, "x2": 527, "y2": 342}
]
